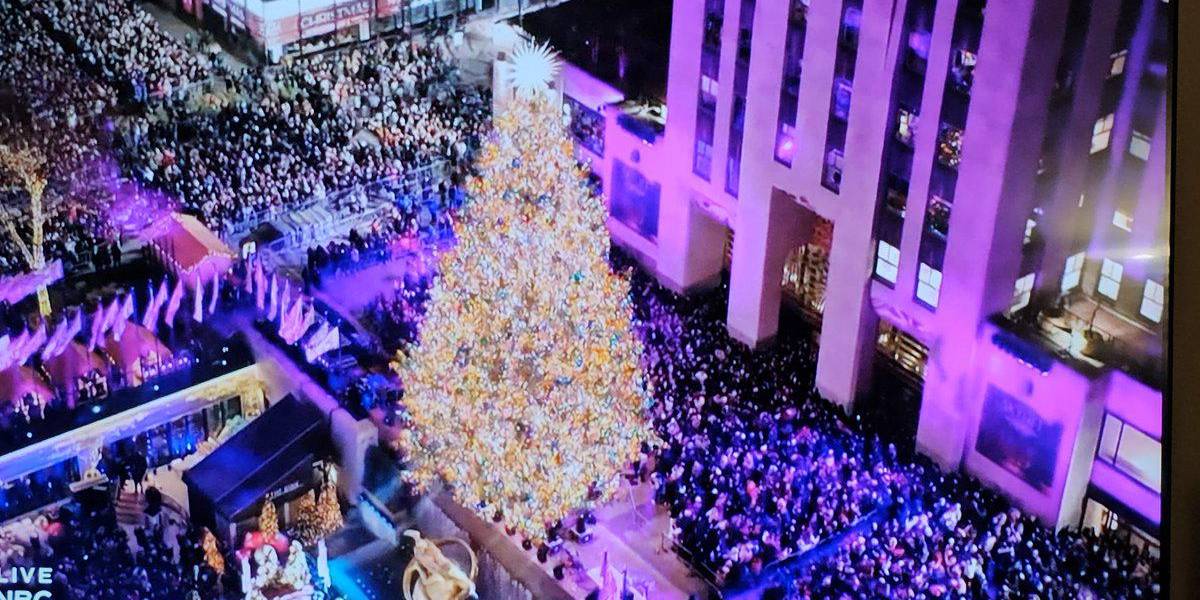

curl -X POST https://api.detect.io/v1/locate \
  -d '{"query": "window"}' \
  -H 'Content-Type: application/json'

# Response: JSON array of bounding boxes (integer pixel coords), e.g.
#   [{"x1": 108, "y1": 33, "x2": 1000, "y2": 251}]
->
[
  {"x1": 916, "y1": 263, "x2": 942, "y2": 308},
  {"x1": 776, "y1": 123, "x2": 797, "y2": 165},
  {"x1": 700, "y1": 74, "x2": 720, "y2": 103},
  {"x1": 1140, "y1": 280, "x2": 1164, "y2": 323},
  {"x1": 1109, "y1": 50, "x2": 1128, "y2": 77},
  {"x1": 1097, "y1": 414, "x2": 1161, "y2": 492},
  {"x1": 1023, "y1": 219, "x2": 1037, "y2": 245},
  {"x1": 1011, "y1": 273, "x2": 1035, "y2": 312},
  {"x1": 1112, "y1": 210, "x2": 1134, "y2": 232},
  {"x1": 1129, "y1": 131, "x2": 1151, "y2": 160},
  {"x1": 897, "y1": 108, "x2": 918, "y2": 145},
  {"x1": 875, "y1": 240, "x2": 900, "y2": 283},
  {"x1": 1062, "y1": 252, "x2": 1085, "y2": 292},
  {"x1": 1091, "y1": 114, "x2": 1115, "y2": 154},
  {"x1": 822, "y1": 149, "x2": 844, "y2": 191},
  {"x1": 1098, "y1": 258, "x2": 1123, "y2": 300},
  {"x1": 694, "y1": 140, "x2": 714, "y2": 180}
]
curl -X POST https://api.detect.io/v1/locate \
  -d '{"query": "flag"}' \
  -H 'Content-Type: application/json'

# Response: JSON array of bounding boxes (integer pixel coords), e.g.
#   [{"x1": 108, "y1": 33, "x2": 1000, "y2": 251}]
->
[
  {"x1": 267, "y1": 275, "x2": 279, "y2": 320},
  {"x1": 155, "y1": 278, "x2": 169, "y2": 311},
  {"x1": 164, "y1": 278, "x2": 185, "y2": 326},
  {"x1": 16, "y1": 322, "x2": 46, "y2": 366},
  {"x1": 208, "y1": 271, "x2": 220, "y2": 315},
  {"x1": 598, "y1": 552, "x2": 618, "y2": 600},
  {"x1": 112, "y1": 292, "x2": 136, "y2": 341},
  {"x1": 279, "y1": 296, "x2": 305, "y2": 344},
  {"x1": 42, "y1": 310, "x2": 82, "y2": 360},
  {"x1": 192, "y1": 275, "x2": 204, "y2": 323},
  {"x1": 243, "y1": 259, "x2": 254, "y2": 294},
  {"x1": 254, "y1": 261, "x2": 266, "y2": 311},
  {"x1": 100, "y1": 297, "x2": 121, "y2": 336},
  {"x1": 143, "y1": 282, "x2": 165, "y2": 331},
  {"x1": 303, "y1": 322, "x2": 338, "y2": 362},
  {"x1": 87, "y1": 305, "x2": 104, "y2": 350},
  {"x1": 0, "y1": 335, "x2": 12, "y2": 371}
]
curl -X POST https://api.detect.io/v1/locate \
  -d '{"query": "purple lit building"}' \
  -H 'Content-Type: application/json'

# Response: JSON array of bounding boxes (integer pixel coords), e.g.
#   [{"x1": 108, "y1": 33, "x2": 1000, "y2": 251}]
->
[{"x1": 558, "y1": 0, "x2": 1167, "y2": 550}]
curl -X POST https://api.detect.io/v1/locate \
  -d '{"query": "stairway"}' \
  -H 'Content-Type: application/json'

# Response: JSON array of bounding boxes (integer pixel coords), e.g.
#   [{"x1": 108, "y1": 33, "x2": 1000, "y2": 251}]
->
[{"x1": 115, "y1": 489, "x2": 146, "y2": 525}]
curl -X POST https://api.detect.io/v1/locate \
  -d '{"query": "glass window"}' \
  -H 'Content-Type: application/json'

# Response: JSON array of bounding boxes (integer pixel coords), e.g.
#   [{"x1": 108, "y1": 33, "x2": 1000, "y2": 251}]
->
[
  {"x1": 1023, "y1": 219, "x2": 1037, "y2": 245},
  {"x1": 1112, "y1": 210, "x2": 1134, "y2": 231},
  {"x1": 875, "y1": 240, "x2": 900, "y2": 283},
  {"x1": 1011, "y1": 273, "x2": 1036, "y2": 312},
  {"x1": 1091, "y1": 114, "x2": 1115, "y2": 154},
  {"x1": 700, "y1": 74, "x2": 720, "y2": 104},
  {"x1": 1062, "y1": 252, "x2": 1085, "y2": 293},
  {"x1": 916, "y1": 263, "x2": 942, "y2": 308},
  {"x1": 1140, "y1": 280, "x2": 1164, "y2": 323},
  {"x1": 1109, "y1": 50, "x2": 1128, "y2": 77},
  {"x1": 1098, "y1": 414, "x2": 1122, "y2": 461},
  {"x1": 1097, "y1": 414, "x2": 1162, "y2": 492},
  {"x1": 1129, "y1": 131, "x2": 1152, "y2": 160},
  {"x1": 1115, "y1": 425, "x2": 1162, "y2": 492},
  {"x1": 1098, "y1": 258, "x2": 1123, "y2": 299}
]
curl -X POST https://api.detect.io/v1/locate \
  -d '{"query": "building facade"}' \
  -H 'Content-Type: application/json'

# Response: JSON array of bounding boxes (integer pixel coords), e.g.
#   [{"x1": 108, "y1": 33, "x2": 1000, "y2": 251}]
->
[{"x1": 560, "y1": 0, "x2": 1167, "y2": 549}]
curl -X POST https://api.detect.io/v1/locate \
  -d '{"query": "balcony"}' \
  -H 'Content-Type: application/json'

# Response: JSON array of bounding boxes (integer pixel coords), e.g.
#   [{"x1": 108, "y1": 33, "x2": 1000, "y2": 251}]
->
[{"x1": 1000, "y1": 291, "x2": 1164, "y2": 387}]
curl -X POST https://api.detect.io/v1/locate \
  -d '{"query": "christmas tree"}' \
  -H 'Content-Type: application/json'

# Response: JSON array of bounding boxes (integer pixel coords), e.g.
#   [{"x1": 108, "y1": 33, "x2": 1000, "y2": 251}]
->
[
  {"x1": 290, "y1": 490, "x2": 321, "y2": 545},
  {"x1": 258, "y1": 498, "x2": 279, "y2": 542},
  {"x1": 315, "y1": 483, "x2": 343, "y2": 537},
  {"x1": 393, "y1": 42, "x2": 655, "y2": 540},
  {"x1": 201, "y1": 528, "x2": 226, "y2": 576}
]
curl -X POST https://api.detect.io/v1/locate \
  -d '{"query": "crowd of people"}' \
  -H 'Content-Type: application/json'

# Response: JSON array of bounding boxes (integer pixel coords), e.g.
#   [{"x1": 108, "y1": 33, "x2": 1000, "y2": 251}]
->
[
  {"x1": 619, "y1": 253, "x2": 909, "y2": 586},
  {"x1": 4, "y1": 494, "x2": 226, "y2": 599},
  {"x1": 0, "y1": 1, "x2": 121, "y2": 276},
  {"x1": 0, "y1": 0, "x2": 489, "y2": 279},
  {"x1": 609, "y1": 250, "x2": 1161, "y2": 598},
  {"x1": 116, "y1": 38, "x2": 489, "y2": 234}
]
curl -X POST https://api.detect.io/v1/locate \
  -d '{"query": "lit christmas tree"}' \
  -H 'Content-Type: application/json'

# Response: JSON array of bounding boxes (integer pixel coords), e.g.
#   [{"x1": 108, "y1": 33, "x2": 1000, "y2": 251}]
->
[
  {"x1": 290, "y1": 490, "x2": 321, "y2": 545},
  {"x1": 394, "y1": 41, "x2": 655, "y2": 540},
  {"x1": 258, "y1": 498, "x2": 279, "y2": 542},
  {"x1": 201, "y1": 528, "x2": 226, "y2": 576},
  {"x1": 315, "y1": 483, "x2": 343, "y2": 537}
]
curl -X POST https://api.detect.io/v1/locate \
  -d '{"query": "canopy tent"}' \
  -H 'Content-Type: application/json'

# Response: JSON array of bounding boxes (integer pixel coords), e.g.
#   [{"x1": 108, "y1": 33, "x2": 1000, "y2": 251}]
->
[
  {"x1": 43, "y1": 342, "x2": 109, "y2": 408},
  {"x1": 0, "y1": 366, "x2": 53, "y2": 414},
  {"x1": 101, "y1": 322, "x2": 173, "y2": 387},
  {"x1": 148, "y1": 213, "x2": 236, "y2": 288},
  {"x1": 184, "y1": 395, "x2": 332, "y2": 545}
]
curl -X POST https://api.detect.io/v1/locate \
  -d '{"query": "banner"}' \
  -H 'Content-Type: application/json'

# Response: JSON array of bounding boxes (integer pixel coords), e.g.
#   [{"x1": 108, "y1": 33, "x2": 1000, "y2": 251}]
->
[
  {"x1": 0, "y1": 261, "x2": 63, "y2": 304},
  {"x1": 255, "y1": 0, "x2": 374, "y2": 47}
]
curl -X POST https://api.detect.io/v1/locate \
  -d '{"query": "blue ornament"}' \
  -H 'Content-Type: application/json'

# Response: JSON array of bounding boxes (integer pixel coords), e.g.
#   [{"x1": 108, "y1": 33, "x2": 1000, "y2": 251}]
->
[
  {"x1": 512, "y1": 158, "x2": 521, "y2": 168},
  {"x1": 571, "y1": 271, "x2": 584, "y2": 283}
]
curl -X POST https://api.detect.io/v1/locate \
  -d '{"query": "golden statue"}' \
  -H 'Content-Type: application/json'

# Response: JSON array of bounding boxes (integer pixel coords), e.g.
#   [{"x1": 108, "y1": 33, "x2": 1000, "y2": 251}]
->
[{"x1": 402, "y1": 529, "x2": 478, "y2": 600}]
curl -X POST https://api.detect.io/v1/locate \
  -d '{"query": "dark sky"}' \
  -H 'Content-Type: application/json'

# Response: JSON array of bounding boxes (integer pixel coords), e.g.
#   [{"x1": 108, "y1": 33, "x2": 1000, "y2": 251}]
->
[{"x1": 520, "y1": 0, "x2": 672, "y2": 101}]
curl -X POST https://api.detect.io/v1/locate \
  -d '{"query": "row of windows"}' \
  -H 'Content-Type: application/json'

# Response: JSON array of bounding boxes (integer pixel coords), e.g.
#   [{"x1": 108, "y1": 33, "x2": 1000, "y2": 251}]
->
[
  {"x1": 1057, "y1": 253, "x2": 1163, "y2": 323},
  {"x1": 1091, "y1": 113, "x2": 1153, "y2": 160}
]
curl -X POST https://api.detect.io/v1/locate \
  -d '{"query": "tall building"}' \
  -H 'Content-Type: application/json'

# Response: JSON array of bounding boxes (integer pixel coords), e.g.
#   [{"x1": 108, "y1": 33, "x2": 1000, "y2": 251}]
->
[{"x1": 557, "y1": 0, "x2": 1167, "y2": 549}]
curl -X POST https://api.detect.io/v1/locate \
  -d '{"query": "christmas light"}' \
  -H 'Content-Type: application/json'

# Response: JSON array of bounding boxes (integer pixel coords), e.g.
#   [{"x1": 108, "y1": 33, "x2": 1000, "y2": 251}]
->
[{"x1": 393, "y1": 92, "x2": 656, "y2": 540}]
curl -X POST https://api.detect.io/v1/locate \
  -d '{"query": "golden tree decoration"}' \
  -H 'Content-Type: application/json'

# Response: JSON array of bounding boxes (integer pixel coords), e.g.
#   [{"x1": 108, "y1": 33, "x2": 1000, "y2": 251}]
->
[
  {"x1": 258, "y1": 498, "x2": 280, "y2": 542},
  {"x1": 0, "y1": 144, "x2": 51, "y2": 315},
  {"x1": 315, "y1": 483, "x2": 343, "y2": 537},
  {"x1": 201, "y1": 528, "x2": 226, "y2": 576},
  {"x1": 290, "y1": 490, "x2": 321, "y2": 545},
  {"x1": 393, "y1": 72, "x2": 656, "y2": 540}
]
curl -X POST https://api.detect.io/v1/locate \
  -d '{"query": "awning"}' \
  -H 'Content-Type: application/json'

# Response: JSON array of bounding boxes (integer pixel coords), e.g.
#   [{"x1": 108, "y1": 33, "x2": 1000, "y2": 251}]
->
[{"x1": 183, "y1": 394, "x2": 331, "y2": 523}]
